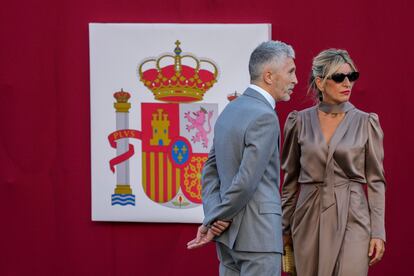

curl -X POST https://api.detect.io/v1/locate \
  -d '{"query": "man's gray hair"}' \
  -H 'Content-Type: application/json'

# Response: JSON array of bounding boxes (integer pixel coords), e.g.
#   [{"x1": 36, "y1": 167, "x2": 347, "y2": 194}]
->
[{"x1": 249, "y1": 40, "x2": 295, "y2": 81}]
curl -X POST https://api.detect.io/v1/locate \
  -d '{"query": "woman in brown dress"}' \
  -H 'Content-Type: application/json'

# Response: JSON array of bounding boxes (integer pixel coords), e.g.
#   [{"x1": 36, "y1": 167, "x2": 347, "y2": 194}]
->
[{"x1": 281, "y1": 49, "x2": 386, "y2": 276}]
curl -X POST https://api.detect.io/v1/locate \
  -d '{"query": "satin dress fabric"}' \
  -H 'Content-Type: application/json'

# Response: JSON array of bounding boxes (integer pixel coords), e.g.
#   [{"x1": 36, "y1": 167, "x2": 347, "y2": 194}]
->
[{"x1": 281, "y1": 104, "x2": 386, "y2": 276}]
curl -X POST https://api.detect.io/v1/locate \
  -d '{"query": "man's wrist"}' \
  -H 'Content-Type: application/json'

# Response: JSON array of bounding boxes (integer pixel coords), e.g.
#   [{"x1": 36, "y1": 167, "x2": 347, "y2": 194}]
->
[{"x1": 200, "y1": 224, "x2": 209, "y2": 233}]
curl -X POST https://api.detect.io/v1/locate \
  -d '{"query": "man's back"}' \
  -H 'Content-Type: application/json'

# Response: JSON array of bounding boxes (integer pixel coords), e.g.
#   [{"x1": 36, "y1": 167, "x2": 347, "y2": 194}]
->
[{"x1": 210, "y1": 88, "x2": 283, "y2": 252}]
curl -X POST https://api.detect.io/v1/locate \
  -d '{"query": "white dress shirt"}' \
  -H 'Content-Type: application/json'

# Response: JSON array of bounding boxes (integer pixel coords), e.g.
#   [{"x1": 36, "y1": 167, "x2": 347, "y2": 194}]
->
[{"x1": 248, "y1": 84, "x2": 276, "y2": 109}]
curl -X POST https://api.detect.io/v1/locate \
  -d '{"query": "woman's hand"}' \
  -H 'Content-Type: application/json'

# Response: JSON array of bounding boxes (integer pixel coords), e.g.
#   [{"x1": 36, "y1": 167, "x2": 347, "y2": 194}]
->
[{"x1": 369, "y1": 238, "x2": 385, "y2": 266}]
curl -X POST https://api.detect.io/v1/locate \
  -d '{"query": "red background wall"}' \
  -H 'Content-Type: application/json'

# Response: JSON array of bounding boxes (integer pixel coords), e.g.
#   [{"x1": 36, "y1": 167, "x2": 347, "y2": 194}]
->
[{"x1": 1, "y1": 0, "x2": 412, "y2": 275}]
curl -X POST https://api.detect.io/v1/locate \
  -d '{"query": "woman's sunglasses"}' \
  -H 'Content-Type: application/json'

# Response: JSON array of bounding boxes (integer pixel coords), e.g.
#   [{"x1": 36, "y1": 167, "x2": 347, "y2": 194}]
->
[{"x1": 327, "y1": 72, "x2": 360, "y2": 83}]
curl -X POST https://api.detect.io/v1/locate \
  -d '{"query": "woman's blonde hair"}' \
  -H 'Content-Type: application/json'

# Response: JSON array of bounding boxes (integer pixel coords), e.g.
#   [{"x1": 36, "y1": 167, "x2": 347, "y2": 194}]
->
[{"x1": 308, "y1": 49, "x2": 357, "y2": 102}]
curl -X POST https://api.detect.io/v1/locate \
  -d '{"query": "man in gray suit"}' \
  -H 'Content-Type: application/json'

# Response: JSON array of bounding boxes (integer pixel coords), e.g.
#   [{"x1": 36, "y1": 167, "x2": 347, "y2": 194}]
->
[{"x1": 187, "y1": 41, "x2": 297, "y2": 276}]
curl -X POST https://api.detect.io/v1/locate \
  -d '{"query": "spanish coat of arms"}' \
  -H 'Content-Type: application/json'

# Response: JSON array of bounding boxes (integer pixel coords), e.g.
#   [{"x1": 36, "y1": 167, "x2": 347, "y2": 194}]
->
[{"x1": 108, "y1": 41, "x2": 222, "y2": 209}]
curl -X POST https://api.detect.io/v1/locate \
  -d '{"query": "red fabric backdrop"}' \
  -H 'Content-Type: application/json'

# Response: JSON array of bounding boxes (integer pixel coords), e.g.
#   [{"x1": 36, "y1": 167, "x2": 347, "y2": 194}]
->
[{"x1": 1, "y1": 0, "x2": 412, "y2": 275}]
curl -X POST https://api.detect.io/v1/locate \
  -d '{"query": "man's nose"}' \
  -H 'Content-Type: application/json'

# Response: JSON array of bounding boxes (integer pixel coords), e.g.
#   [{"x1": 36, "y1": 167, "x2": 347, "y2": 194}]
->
[{"x1": 292, "y1": 74, "x2": 298, "y2": 84}]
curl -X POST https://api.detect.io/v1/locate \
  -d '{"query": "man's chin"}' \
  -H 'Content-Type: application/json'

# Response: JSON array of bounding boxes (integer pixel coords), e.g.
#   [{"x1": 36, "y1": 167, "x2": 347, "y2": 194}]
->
[{"x1": 280, "y1": 94, "x2": 291, "y2": 102}]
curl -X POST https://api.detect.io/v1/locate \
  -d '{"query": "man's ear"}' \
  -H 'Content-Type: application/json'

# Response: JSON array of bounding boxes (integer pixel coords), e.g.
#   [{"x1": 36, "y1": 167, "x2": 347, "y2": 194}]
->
[{"x1": 263, "y1": 66, "x2": 272, "y2": 85}]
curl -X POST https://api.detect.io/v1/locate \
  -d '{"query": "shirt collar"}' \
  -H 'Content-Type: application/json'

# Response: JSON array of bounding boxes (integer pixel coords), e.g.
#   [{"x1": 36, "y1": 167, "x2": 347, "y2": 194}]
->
[{"x1": 248, "y1": 84, "x2": 276, "y2": 109}]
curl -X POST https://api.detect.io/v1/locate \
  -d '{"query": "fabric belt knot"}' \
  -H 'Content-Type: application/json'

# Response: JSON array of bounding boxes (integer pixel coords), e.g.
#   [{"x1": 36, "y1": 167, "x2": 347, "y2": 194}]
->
[{"x1": 321, "y1": 160, "x2": 336, "y2": 212}]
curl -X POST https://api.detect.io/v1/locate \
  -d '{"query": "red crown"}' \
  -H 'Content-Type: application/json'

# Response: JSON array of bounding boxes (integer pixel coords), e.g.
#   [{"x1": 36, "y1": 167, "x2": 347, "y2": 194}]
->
[
  {"x1": 138, "y1": 40, "x2": 218, "y2": 103},
  {"x1": 113, "y1": 89, "x2": 131, "y2": 103}
]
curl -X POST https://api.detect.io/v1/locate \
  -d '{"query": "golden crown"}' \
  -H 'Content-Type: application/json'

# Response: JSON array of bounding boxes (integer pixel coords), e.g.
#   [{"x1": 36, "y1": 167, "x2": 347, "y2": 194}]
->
[{"x1": 138, "y1": 40, "x2": 218, "y2": 103}]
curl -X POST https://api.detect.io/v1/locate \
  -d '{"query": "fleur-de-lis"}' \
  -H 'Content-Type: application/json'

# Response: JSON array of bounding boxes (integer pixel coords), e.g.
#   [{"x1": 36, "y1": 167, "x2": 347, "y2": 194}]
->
[{"x1": 173, "y1": 145, "x2": 179, "y2": 154}]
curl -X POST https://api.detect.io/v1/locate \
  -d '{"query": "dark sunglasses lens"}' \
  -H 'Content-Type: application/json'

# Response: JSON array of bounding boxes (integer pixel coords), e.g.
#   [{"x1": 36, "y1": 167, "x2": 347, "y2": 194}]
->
[
  {"x1": 348, "y1": 72, "x2": 359, "y2": 81},
  {"x1": 331, "y1": 72, "x2": 359, "y2": 82},
  {"x1": 331, "y1": 74, "x2": 346, "y2": 83}
]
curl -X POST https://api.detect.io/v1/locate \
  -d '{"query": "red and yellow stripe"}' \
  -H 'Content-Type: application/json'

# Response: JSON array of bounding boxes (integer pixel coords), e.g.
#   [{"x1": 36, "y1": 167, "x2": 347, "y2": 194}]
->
[{"x1": 142, "y1": 151, "x2": 181, "y2": 203}]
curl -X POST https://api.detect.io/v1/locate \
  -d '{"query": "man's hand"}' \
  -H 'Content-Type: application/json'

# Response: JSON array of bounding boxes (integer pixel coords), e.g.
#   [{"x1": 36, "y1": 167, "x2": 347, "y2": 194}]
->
[
  {"x1": 368, "y1": 238, "x2": 385, "y2": 266},
  {"x1": 210, "y1": 220, "x2": 231, "y2": 236},
  {"x1": 187, "y1": 225, "x2": 215, "y2": 250},
  {"x1": 187, "y1": 221, "x2": 231, "y2": 250}
]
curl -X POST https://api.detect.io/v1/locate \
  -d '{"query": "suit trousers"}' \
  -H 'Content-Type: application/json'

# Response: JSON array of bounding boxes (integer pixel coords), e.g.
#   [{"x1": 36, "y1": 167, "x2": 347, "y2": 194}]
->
[{"x1": 216, "y1": 242, "x2": 281, "y2": 276}]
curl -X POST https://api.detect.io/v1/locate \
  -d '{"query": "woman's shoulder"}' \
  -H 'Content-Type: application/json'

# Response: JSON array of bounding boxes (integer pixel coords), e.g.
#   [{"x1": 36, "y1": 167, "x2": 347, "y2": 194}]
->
[
  {"x1": 351, "y1": 108, "x2": 383, "y2": 136},
  {"x1": 352, "y1": 107, "x2": 380, "y2": 122},
  {"x1": 284, "y1": 106, "x2": 316, "y2": 131},
  {"x1": 286, "y1": 105, "x2": 316, "y2": 118},
  {"x1": 298, "y1": 105, "x2": 317, "y2": 115}
]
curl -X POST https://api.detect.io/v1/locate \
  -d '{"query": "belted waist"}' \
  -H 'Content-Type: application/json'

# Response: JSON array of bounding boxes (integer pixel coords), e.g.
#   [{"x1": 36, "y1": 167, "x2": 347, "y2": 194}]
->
[
  {"x1": 299, "y1": 179, "x2": 364, "y2": 212},
  {"x1": 300, "y1": 179, "x2": 365, "y2": 187}
]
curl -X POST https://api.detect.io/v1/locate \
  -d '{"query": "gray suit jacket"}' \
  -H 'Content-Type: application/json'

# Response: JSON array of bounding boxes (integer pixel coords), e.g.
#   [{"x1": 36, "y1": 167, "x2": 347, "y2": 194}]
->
[{"x1": 202, "y1": 87, "x2": 283, "y2": 253}]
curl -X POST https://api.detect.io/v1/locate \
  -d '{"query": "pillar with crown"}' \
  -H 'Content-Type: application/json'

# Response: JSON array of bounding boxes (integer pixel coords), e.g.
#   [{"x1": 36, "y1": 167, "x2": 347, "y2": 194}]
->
[{"x1": 111, "y1": 89, "x2": 136, "y2": 206}]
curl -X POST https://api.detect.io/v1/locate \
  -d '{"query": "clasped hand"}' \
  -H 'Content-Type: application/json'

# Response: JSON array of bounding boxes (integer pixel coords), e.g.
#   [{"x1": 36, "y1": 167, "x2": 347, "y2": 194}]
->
[{"x1": 187, "y1": 220, "x2": 230, "y2": 249}]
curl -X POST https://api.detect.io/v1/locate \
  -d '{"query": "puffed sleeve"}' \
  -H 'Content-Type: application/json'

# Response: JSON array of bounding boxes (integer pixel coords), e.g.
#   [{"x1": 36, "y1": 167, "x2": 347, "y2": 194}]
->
[
  {"x1": 366, "y1": 113, "x2": 386, "y2": 241},
  {"x1": 281, "y1": 111, "x2": 301, "y2": 235}
]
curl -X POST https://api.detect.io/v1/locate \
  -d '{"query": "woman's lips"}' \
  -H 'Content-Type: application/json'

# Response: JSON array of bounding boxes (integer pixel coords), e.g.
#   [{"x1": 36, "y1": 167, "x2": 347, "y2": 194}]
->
[{"x1": 341, "y1": 90, "x2": 351, "y2": 95}]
